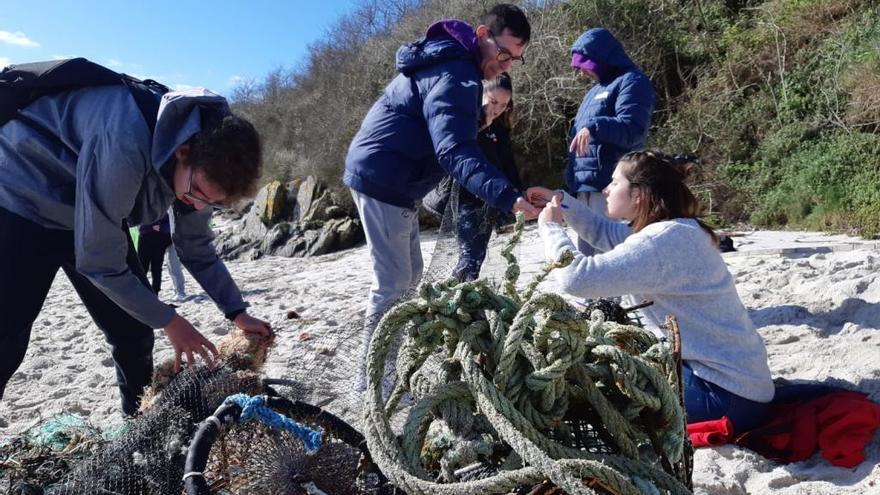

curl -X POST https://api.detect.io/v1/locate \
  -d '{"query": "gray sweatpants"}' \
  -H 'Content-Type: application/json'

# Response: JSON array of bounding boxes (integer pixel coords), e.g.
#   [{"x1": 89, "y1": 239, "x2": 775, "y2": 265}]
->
[
  {"x1": 575, "y1": 191, "x2": 609, "y2": 257},
  {"x1": 350, "y1": 189, "x2": 423, "y2": 390},
  {"x1": 166, "y1": 208, "x2": 186, "y2": 298},
  {"x1": 165, "y1": 246, "x2": 186, "y2": 298}
]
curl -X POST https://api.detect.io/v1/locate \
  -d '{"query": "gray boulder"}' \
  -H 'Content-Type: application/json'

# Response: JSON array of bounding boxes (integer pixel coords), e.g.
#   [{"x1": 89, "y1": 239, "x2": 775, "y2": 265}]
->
[
  {"x1": 308, "y1": 217, "x2": 362, "y2": 256},
  {"x1": 297, "y1": 176, "x2": 336, "y2": 223},
  {"x1": 215, "y1": 176, "x2": 363, "y2": 261},
  {"x1": 261, "y1": 222, "x2": 292, "y2": 253},
  {"x1": 240, "y1": 211, "x2": 269, "y2": 239},
  {"x1": 261, "y1": 180, "x2": 287, "y2": 225}
]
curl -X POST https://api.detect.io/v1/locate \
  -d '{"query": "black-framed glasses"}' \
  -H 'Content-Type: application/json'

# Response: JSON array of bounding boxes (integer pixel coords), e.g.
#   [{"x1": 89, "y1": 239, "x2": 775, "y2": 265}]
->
[
  {"x1": 183, "y1": 167, "x2": 226, "y2": 210},
  {"x1": 488, "y1": 30, "x2": 525, "y2": 66}
]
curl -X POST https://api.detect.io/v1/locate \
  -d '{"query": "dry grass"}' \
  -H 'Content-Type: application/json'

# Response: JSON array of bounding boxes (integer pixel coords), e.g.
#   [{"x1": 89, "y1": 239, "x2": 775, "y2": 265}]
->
[
  {"x1": 844, "y1": 60, "x2": 880, "y2": 129},
  {"x1": 140, "y1": 328, "x2": 276, "y2": 411}
]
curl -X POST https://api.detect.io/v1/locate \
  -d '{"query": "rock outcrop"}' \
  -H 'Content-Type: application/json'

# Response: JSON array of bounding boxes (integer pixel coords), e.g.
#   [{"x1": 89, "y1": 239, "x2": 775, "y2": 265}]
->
[{"x1": 214, "y1": 177, "x2": 363, "y2": 260}]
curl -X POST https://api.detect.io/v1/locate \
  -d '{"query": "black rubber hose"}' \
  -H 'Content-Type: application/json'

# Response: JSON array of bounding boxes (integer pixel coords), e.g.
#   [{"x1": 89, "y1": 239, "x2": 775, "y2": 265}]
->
[
  {"x1": 183, "y1": 394, "x2": 388, "y2": 494},
  {"x1": 184, "y1": 402, "x2": 242, "y2": 495}
]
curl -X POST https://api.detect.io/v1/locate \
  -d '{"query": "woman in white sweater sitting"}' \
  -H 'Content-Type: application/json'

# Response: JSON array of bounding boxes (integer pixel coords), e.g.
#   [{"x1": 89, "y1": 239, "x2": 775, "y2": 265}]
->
[{"x1": 529, "y1": 150, "x2": 774, "y2": 432}]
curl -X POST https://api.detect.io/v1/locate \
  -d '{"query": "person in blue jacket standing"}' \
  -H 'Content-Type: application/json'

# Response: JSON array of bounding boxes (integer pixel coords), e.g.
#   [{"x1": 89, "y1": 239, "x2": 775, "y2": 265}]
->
[
  {"x1": 344, "y1": 4, "x2": 538, "y2": 390},
  {"x1": 566, "y1": 28, "x2": 655, "y2": 256}
]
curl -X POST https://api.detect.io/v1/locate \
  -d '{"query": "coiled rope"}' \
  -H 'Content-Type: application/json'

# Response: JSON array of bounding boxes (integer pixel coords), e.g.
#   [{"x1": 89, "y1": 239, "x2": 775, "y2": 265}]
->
[{"x1": 362, "y1": 215, "x2": 690, "y2": 494}]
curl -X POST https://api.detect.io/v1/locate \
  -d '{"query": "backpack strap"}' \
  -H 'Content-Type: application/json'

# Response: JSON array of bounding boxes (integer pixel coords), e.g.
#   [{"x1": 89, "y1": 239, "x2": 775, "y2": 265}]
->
[
  {"x1": 0, "y1": 57, "x2": 168, "y2": 132},
  {"x1": 122, "y1": 76, "x2": 169, "y2": 131}
]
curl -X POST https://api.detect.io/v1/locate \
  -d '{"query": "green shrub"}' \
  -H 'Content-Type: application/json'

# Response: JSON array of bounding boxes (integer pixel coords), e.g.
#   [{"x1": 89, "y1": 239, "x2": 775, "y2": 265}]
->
[
  {"x1": 746, "y1": 130, "x2": 880, "y2": 233},
  {"x1": 233, "y1": 0, "x2": 880, "y2": 233}
]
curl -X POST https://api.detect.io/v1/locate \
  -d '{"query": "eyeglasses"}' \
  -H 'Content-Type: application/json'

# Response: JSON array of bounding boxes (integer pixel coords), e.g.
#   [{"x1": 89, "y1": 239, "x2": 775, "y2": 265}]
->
[
  {"x1": 183, "y1": 167, "x2": 226, "y2": 210},
  {"x1": 488, "y1": 30, "x2": 525, "y2": 66}
]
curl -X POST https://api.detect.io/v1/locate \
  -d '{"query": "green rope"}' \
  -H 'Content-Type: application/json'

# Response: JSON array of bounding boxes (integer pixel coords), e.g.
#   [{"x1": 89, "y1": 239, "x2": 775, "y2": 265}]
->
[{"x1": 363, "y1": 214, "x2": 690, "y2": 494}]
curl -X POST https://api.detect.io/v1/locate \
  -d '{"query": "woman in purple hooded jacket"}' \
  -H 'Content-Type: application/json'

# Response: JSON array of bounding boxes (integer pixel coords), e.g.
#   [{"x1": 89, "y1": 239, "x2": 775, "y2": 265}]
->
[{"x1": 567, "y1": 28, "x2": 656, "y2": 257}]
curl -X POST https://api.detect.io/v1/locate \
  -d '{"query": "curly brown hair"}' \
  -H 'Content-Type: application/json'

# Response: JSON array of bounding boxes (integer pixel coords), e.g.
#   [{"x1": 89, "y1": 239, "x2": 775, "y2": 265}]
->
[{"x1": 186, "y1": 112, "x2": 262, "y2": 204}]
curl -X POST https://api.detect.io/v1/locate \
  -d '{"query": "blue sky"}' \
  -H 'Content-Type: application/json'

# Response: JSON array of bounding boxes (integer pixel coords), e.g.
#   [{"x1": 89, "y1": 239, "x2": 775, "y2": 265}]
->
[{"x1": 1, "y1": 0, "x2": 363, "y2": 97}]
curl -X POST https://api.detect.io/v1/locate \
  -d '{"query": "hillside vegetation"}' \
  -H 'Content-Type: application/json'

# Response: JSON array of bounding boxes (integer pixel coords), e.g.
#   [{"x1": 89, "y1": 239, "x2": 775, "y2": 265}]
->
[{"x1": 233, "y1": 0, "x2": 880, "y2": 235}]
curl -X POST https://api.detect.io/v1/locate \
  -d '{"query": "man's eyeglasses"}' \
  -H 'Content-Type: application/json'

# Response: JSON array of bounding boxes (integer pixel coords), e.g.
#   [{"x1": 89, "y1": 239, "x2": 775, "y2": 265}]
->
[
  {"x1": 488, "y1": 30, "x2": 525, "y2": 66},
  {"x1": 184, "y1": 167, "x2": 226, "y2": 210}
]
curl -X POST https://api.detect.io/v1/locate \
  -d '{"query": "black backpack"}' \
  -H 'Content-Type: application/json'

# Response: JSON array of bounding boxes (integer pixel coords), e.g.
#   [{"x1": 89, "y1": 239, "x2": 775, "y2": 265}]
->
[{"x1": 0, "y1": 57, "x2": 169, "y2": 132}]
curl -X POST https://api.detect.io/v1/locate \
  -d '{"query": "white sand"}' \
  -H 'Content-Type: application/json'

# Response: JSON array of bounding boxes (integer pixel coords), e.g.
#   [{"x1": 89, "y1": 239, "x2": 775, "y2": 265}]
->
[{"x1": 1, "y1": 224, "x2": 878, "y2": 494}]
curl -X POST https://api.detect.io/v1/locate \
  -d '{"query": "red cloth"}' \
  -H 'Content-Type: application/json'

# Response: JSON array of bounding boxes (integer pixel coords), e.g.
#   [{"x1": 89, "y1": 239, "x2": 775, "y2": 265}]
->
[
  {"x1": 688, "y1": 391, "x2": 880, "y2": 468},
  {"x1": 687, "y1": 417, "x2": 734, "y2": 447}
]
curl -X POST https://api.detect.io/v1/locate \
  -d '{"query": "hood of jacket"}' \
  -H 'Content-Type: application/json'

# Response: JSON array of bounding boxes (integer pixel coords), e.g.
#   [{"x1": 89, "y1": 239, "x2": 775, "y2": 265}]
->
[
  {"x1": 396, "y1": 20, "x2": 482, "y2": 76},
  {"x1": 570, "y1": 28, "x2": 636, "y2": 75},
  {"x1": 151, "y1": 88, "x2": 230, "y2": 172}
]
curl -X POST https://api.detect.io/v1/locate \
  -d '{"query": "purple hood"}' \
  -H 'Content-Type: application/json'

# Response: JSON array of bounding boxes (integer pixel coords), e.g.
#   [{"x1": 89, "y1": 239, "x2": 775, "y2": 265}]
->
[{"x1": 396, "y1": 19, "x2": 483, "y2": 74}]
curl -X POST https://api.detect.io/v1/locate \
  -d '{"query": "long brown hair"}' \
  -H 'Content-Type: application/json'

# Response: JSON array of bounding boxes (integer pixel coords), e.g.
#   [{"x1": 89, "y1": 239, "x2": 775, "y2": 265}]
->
[
  {"x1": 618, "y1": 150, "x2": 718, "y2": 244},
  {"x1": 484, "y1": 72, "x2": 514, "y2": 129}
]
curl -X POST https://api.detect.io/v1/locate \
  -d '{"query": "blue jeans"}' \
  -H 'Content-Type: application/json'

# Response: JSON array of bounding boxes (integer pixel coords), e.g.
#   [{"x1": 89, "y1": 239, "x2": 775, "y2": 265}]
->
[{"x1": 683, "y1": 363, "x2": 770, "y2": 433}]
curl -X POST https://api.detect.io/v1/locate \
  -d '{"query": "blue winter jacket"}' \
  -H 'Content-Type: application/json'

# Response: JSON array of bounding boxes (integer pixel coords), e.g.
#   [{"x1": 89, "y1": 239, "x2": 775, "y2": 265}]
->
[
  {"x1": 566, "y1": 28, "x2": 655, "y2": 193},
  {"x1": 343, "y1": 20, "x2": 521, "y2": 212},
  {"x1": 0, "y1": 86, "x2": 248, "y2": 329}
]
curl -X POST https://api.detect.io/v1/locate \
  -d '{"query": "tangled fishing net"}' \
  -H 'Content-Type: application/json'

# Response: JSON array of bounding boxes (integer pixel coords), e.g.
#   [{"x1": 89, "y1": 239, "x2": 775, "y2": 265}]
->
[
  {"x1": 2, "y1": 328, "x2": 386, "y2": 495},
  {"x1": 0, "y1": 414, "x2": 105, "y2": 494},
  {"x1": 2, "y1": 184, "x2": 692, "y2": 494}
]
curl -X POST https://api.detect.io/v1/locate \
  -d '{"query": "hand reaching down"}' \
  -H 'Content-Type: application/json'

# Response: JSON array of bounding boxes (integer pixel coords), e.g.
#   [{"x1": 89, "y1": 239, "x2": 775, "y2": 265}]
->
[
  {"x1": 233, "y1": 311, "x2": 273, "y2": 336},
  {"x1": 163, "y1": 314, "x2": 220, "y2": 372}
]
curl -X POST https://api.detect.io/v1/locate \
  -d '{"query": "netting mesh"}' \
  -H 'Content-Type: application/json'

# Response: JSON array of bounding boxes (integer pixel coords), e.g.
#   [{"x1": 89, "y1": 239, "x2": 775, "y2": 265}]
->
[
  {"x1": 44, "y1": 365, "x2": 263, "y2": 494},
  {"x1": 191, "y1": 398, "x2": 384, "y2": 494},
  {"x1": 1, "y1": 181, "x2": 691, "y2": 494},
  {"x1": 0, "y1": 415, "x2": 105, "y2": 493},
  {"x1": 275, "y1": 184, "x2": 498, "y2": 428}
]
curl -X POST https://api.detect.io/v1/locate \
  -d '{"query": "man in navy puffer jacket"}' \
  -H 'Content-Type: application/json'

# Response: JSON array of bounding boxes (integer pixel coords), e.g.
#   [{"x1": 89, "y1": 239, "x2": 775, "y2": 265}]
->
[
  {"x1": 566, "y1": 28, "x2": 655, "y2": 256},
  {"x1": 344, "y1": 4, "x2": 537, "y2": 390}
]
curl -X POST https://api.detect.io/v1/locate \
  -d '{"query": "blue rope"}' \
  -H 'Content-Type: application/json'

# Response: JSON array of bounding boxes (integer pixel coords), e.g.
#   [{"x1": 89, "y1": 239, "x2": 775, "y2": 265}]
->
[{"x1": 223, "y1": 394, "x2": 322, "y2": 452}]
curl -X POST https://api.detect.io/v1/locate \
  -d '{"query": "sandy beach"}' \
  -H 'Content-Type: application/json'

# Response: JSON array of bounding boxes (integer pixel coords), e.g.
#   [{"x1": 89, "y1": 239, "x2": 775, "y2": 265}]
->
[{"x1": 1, "y1": 224, "x2": 878, "y2": 494}]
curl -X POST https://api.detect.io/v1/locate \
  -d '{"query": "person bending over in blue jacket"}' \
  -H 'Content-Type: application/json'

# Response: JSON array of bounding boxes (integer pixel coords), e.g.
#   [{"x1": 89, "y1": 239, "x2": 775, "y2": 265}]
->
[
  {"x1": 529, "y1": 151, "x2": 774, "y2": 432},
  {"x1": 0, "y1": 86, "x2": 271, "y2": 415},
  {"x1": 344, "y1": 4, "x2": 539, "y2": 390},
  {"x1": 566, "y1": 28, "x2": 655, "y2": 257}
]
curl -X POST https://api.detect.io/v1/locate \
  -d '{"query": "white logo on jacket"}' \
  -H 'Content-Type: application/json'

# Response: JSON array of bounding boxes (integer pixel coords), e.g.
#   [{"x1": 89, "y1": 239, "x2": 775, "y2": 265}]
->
[
  {"x1": 460, "y1": 80, "x2": 478, "y2": 88},
  {"x1": 594, "y1": 91, "x2": 610, "y2": 100}
]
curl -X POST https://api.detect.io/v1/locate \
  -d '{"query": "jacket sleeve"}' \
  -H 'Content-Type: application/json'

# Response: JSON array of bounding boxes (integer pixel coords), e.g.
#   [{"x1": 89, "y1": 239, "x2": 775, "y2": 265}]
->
[
  {"x1": 421, "y1": 72, "x2": 520, "y2": 212},
  {"x1": 171, "y1": 204, "x2": 248, "y2": 317},
  {"x1": 584, "y1": 74, "x2": 655, "y2": 150},
  {"x1": 559, "y1": 192, "x2": 631, "y2": 251},
  {"x1": 539, "y1": 221, "x2": 668, "y2": 298},
  {"x1": 73, "y1": 131, "x2": 177, "y2": 329}
]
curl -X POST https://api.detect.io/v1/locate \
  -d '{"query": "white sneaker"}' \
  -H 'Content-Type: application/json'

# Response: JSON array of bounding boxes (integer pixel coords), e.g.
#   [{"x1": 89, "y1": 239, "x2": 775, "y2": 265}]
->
[{"x1": 172, "y1": 293, "x2": 187, "y2": 302}]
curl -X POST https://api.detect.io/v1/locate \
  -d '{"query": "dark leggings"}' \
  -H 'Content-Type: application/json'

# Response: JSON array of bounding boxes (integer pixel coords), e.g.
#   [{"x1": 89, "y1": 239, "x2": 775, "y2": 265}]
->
[
  {"x1": 453, "y1": 201, "x2": 498, "y2": 282},
  {"x1": 0, "y1": 207, "x2": 155, "y2": 415},
  {"x1": 138, "y1": 231, "x2": 172, "y2": 294}
]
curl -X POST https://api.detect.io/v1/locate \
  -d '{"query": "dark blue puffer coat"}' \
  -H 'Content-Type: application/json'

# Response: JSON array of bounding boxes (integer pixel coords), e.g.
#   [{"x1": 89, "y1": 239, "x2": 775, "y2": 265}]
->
[
  {"x1": 343, "y1": 20, "x2": 520, "y2": 212},
  {"x1": 566, "y1": 28, "x2": 655, "y2": 193}
]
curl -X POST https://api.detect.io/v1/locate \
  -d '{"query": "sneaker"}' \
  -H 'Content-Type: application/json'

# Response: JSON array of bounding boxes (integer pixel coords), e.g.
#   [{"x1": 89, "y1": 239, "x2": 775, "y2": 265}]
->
[{"x1": 172, "y1": 293, "x2": 187, "y2": 303}]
